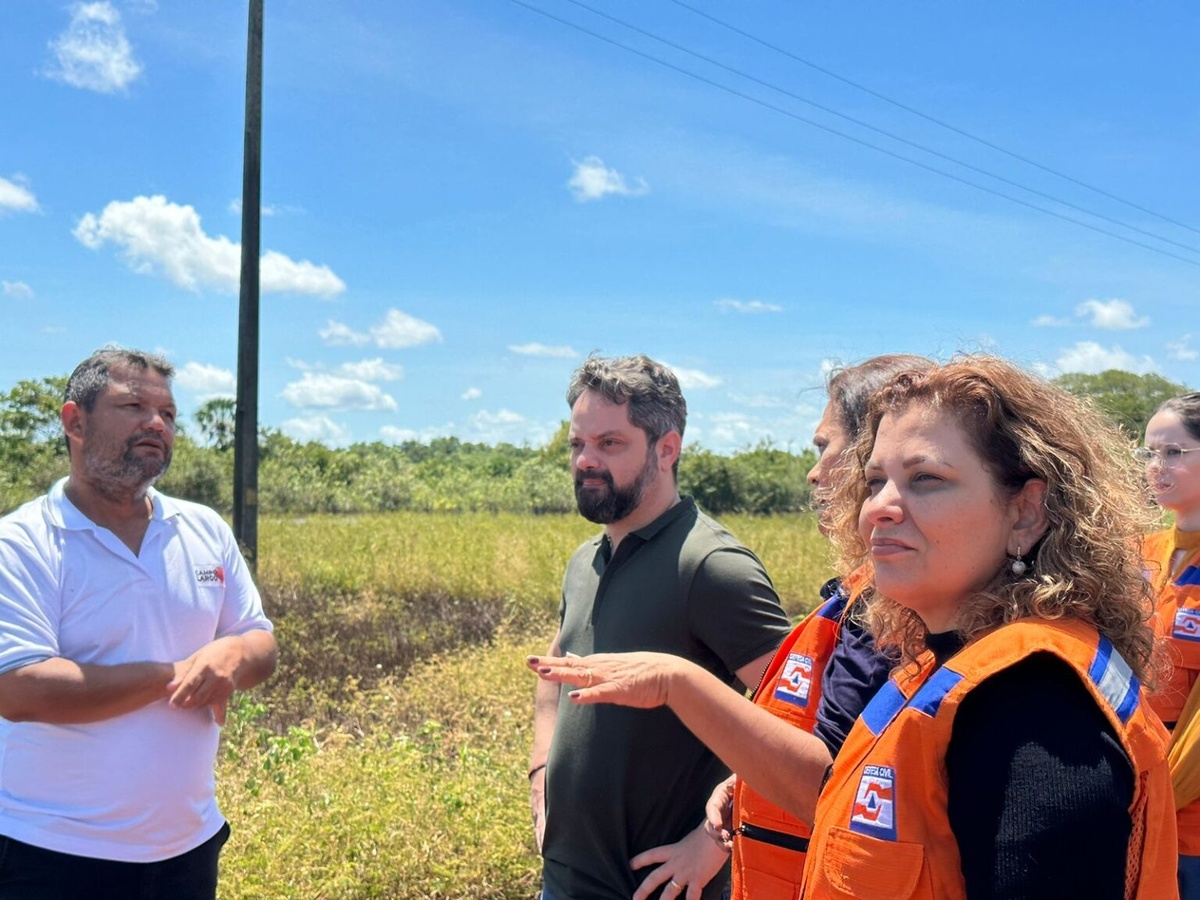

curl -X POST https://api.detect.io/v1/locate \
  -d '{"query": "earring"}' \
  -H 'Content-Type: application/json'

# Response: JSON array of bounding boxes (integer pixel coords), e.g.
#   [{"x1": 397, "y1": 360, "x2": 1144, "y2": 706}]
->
[{"x1": 1010, "y1": 546, "x2": 1028, "y2": 577}]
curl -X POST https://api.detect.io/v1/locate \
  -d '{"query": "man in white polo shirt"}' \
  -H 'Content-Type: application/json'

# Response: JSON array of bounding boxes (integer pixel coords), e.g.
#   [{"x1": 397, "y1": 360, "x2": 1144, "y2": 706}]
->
[{"x1": 0, "y1": 347, "x2": 277, "y2": 900}]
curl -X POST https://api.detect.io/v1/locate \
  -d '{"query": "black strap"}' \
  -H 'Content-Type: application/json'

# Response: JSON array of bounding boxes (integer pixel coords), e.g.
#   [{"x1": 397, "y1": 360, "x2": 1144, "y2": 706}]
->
[{"x1": 736, "y1": 822, "x2": 810, "y2": 853}]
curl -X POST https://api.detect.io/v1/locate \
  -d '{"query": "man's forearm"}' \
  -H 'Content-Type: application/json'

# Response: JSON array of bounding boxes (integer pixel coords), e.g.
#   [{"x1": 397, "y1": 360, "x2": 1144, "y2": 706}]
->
[
  {"x1": 0, "y1": 657, "x2": 176, "y2": 724},
  {"x1": 231, "y1": 630, "x2": 279, "y2": 690}
]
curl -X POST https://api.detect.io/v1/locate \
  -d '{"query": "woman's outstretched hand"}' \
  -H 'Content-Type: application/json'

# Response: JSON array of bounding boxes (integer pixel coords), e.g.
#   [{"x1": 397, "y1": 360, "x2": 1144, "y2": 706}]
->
[{"x1": 526, "y1": 651, "x2": 689, "y2": 709}]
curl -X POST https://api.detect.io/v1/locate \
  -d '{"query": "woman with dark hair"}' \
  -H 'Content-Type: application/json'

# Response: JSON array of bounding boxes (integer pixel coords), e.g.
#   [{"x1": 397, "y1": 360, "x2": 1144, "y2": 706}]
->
[
  {"x1": 714, "y1": 355, "x2": 930, "y2": 900},
  {"x1": 531, "y1": 356, "x2": 1178, "y2": 900},
  {"x1": 1141, "y1": 392, "x2": 1200, "y2": 898}
]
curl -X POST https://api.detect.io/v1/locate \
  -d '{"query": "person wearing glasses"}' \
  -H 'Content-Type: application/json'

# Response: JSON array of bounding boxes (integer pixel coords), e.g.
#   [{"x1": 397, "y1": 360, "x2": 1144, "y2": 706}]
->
[{"x1": 1141, "y1": 392, "x2": 1200, "y2": 899}]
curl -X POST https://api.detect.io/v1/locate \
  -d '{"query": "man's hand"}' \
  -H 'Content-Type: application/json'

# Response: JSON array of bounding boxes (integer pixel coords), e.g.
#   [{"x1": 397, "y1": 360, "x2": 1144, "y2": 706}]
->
[
  {"x1": 168, "y1": 630, "x2": 277, "y2": 724},
  {"x1": 168, "y1": 637, "x2": 242, "y2": 723},
  {"x1": 630, "y1": 821, "x2": 730, "y2": 900},
  {"x1": 530, "y1": 766, "x2": 548, "y2": 852}
]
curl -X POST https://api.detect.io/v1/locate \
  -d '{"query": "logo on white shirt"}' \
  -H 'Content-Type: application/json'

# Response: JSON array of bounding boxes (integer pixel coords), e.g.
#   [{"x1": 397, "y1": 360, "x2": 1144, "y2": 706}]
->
[{"x1": 194, "y1": 565, "x2": 226, "y2": 586}]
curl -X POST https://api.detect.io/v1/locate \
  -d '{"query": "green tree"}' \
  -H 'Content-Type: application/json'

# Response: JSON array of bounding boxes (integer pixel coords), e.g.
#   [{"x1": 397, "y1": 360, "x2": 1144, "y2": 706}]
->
[
  {"x1": 193, "y1": 397, "x2": 237, "y2": 451},
  {"x1": 0, "y1": 376, "x2": 67, "y2": 449},
  {"x1": 537, "y1": 420, "x2": 571, "y2": 472},
  {"x1": 681, "y1": 442, "x2": 816, "y2": 515},
  {"x1": 1054, "y1": 370, "x2": 1191, "y2": 439},
  {"x1": 0, "y1": 376, "x2": 69, "y2": 513}
]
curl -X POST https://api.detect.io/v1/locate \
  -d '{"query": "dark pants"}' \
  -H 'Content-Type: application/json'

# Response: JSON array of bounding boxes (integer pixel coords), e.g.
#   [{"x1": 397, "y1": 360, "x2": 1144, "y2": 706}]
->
[
  {"x1": 0, "y1": 822, "x2": 229, "y2": 900},
  {"x1": 1182, "y1": 854, "x2": 1200, "y2": 900}
]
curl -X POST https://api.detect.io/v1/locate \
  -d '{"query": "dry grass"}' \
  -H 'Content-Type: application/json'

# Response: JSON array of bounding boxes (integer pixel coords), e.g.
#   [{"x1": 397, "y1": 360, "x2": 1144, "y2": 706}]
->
[{"x1": 217, "y1": 510, "x2": 829, "y2": 899}]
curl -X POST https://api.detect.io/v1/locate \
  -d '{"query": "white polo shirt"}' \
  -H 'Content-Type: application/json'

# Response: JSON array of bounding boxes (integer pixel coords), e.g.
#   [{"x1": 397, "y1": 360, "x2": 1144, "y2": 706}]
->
[{"x1": 0, "y1": 478, "x2": 273, "y2": 862}]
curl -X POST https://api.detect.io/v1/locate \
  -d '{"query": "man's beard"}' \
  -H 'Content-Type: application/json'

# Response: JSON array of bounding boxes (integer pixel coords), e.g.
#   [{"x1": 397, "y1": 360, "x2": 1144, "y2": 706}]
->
[
  {"x1": 574, "y1": 447, "x2": 658, "y2": 524},
  {"x1": 83, "y1": 429, "x2": 173, "y2": 498}
]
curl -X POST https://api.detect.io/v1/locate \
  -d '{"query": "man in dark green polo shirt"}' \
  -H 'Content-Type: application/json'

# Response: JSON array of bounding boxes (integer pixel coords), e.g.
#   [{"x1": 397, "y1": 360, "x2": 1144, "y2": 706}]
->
[{"x1": 529, "y1": 355, "x2": 791, "y2": 900}]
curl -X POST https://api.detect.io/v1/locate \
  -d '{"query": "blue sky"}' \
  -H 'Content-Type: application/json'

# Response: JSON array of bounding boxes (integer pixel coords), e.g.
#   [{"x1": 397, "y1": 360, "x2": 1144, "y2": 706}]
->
[{"x1": 2, "y1": 1, "x2": 1197, "y2": 453}]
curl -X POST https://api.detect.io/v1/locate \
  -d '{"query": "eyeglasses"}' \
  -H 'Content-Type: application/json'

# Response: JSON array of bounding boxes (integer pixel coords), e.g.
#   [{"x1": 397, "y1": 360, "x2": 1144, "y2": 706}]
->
[{"x1": 1132, "y1": 445, "x2": 1200, "y2": 466}]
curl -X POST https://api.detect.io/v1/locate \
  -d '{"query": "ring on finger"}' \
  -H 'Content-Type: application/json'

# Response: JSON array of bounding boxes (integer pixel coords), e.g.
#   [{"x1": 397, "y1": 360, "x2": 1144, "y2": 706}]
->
[
  {"x1": 669, "y1": 878, "x2": 683, "y2": 891},
  {"x1": 584, "y1": 668, "x2": 594, "y2": 688}
]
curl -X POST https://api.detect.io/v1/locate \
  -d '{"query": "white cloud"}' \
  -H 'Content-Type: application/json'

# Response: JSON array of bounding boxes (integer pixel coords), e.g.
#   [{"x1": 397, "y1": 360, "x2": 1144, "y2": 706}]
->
[
  {"x1": 1168, "y1": 336, "x2": 1199, "y2": 362},
  {"x1": 320, "y1": 309, "x2": 442, "y2": 349},
  {"x1": 467, "y1": 408, "x2": 537, "y2": 444},
  {"x1": 2, "y1": 281, "x2": 35, "y2": 300},
  {"x1": 231, "y1": 199, "x2": 269, "y2": 216},
  {"x1": 174, "y1": 361, "x2": 235, "y2": 395},
  {"x1": 509, "y1": 342, "x2": 577, "y2": 358},
  {"x1": 461, "y1": 387, "x2": 482, "y2": 400},
  {"x1": 281, "y1": 372, "x2": 398, "y2": 412},
  {"x1": 287, "y1": 356, "x2": 402, "y2": 381},
  {"x1": 568, "y1": 156, "x2": 649, "y2": 202},
  {"x1": 1032, "y1": 314, "x2": 1069, "y2": 327},
  {"x1": 1055, "y1": 341, "x2": 1157, "y2": 375},
  {"x1": 705, "y1": 412, "x2": 756, "y2": 449},
  {"x1": 280, "y1": 415, "x2": 352, "y2": 446},
  {"x1": 380, "y1": 425, "x2": 422, "y2": 443},
  {"x1": 714, "y1": 298, "x2": 783, "y2": 314},
  {"x1": 474, "y1": 409, "x2": 525, "y2": 425},
  {"x1": 1075, "y1": 298, "x2": 1148, "y2": 330},
  {"x1": 371, "y1": 309, "x2": 442, "y2": 347},
  {"x1": 0, "y1": 176, "x2": 39, "y2": 214},
  {"x1": 45, "y1": 2, "x2": 142, "y2": 94},
  {"x1": 728, "y1": 391, "x2": 788, "y2": 409},
  {"x1": 74, "y1": 195, "x2": 345, "y2": 297},
  {"x1": 338, "y1": 358, "x2": 404, "y2": 382},
  {"x1": 229, "y1": 199, "x2": 303, "y2": 217},
  {"x1": 665, "y1": 363, "x2": 722, "y2": 390},
  {"x1": 318, "y1": 320, "x2": 370, "y2": 346}
]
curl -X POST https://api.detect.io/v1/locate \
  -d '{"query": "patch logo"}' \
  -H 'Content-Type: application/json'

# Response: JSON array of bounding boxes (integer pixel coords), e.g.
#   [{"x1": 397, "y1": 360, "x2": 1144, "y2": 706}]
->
[
  {"x1": 773, "y1": 653, "x2": 814, "y2": 707},
  {"x1": 849, "y1": 765, "x2": 897, "y2": 840},
  {"x1": 1174, "y1": 608, "x2": 1200, "y2": 643},
  {"x1": 195, "y1": 565, "x2": 226, "y2": 586}
]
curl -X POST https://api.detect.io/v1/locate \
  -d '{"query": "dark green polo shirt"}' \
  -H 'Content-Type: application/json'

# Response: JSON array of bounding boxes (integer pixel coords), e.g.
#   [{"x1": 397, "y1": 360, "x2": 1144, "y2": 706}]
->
[{"x1": 542, "y1": 497, "x2": 791, "y2": 900}]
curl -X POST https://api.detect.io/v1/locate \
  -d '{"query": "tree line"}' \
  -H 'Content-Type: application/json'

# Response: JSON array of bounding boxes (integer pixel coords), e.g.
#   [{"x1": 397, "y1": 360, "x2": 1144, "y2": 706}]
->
[{"x1": 0, "y1": 369, "x2": 1188, "y2": 517}]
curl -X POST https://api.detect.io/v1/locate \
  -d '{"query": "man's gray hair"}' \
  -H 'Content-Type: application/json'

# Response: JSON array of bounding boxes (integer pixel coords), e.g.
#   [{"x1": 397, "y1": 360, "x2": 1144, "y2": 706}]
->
[
  {"x1": 566, "y1": 355, "x2": 687, "y2": 450},
  {"x1": 65, "y1": 346, "x2": 175, "y2": 412}
]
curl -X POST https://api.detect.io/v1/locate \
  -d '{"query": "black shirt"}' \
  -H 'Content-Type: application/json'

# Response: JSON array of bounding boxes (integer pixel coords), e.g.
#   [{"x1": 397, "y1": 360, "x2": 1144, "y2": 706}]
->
[{"x1": 928, "y1": 632, "x2": 1134, "y2": 900}]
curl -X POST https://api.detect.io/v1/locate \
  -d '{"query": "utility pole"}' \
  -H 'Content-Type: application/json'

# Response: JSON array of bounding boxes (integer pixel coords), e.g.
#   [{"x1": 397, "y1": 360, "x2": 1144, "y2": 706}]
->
[{"x1": 234, "y1": 0, "x2": 263, "y2": 571}]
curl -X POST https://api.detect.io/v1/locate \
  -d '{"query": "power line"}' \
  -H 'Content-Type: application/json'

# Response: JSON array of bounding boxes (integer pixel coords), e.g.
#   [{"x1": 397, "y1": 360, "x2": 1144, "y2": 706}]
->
[
  {"x1": 502, "y1": 0, "x2": 1200, "y2": 269},
  {"x1": 667, "y1": 0, "x2": 1200, "y2": 238},
  {"x1": 555, "y1": 0, "x2": 1200, "y2": 258}
]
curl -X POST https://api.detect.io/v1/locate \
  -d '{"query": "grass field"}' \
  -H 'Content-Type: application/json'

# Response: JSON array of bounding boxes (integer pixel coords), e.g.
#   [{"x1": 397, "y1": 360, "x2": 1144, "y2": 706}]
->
[{"x1": 217, "y1": 510, "x2": 830, "y2": 899}]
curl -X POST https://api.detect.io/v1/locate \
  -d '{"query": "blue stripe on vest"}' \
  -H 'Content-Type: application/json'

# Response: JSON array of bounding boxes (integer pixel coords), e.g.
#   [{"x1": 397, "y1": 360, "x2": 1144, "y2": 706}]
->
[
  {"x1": 908, "y1": 666, "x2": 964, "y2": 718},
  {"x1": 1087, "y1": 636, "x2": 1140, "y2": 725},
  {"x1": 1178, "y1": 565, "x2": 1200, "y2": 587},
  {"x1": 816, "y1": 593, "x2": 848, "y2": 621},
  {"x1": 860, "y1": 680, "x2": 907, "y2": 736}
]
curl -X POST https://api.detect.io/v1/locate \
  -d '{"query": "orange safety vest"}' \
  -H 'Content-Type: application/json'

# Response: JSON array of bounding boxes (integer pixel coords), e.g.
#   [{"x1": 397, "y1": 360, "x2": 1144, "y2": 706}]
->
[
  {"x1": 1145, "y1": 528, "x2": 1200, "y2": 854},
  {"x1": 800, "y1": 619, "x2": 1177, "y2": 900},
  {"x1": 730, "y1": 576, "x2": 862, "y2": 900}
]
